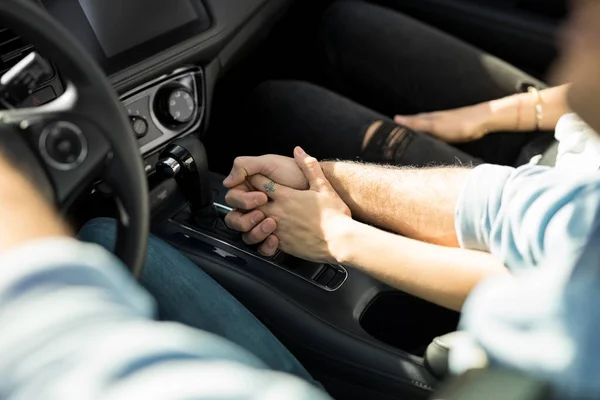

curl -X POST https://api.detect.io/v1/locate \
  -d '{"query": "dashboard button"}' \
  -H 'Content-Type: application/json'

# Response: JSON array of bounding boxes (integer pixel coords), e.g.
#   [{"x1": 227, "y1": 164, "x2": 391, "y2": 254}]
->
[
  {"x1": 22, "y1": 86, "x2": 56, "y2": 107},
  {"x1": 39, "y1": 121, "x2": 87, "y2": 170},
  {"x1": 315, "y1": 266, "x2": 336, "y2": 286},
  {"x1": 130, "y1": 116, "x2": 148, "y2": 138}
]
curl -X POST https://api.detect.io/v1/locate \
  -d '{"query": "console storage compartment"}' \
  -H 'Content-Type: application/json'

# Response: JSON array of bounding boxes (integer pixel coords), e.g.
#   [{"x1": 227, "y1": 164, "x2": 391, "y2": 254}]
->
[{"x1": 360, "y1": 291, "x2": 459, "y2": 355}]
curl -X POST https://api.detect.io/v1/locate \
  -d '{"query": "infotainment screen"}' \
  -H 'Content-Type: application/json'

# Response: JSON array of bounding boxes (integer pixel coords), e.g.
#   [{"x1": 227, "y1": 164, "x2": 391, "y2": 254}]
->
[
  {"x1": 43, "y1": 0, "x2": 211, "y2": 75},
  {"x1": 78, "y1": 0, "x2": 198, "y2": 58}
]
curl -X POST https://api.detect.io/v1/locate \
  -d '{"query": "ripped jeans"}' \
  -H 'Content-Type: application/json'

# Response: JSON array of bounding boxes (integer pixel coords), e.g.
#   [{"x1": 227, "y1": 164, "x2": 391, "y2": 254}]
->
[{"x1": 237, "y1": 2, "x2": 554, "y2": 167}]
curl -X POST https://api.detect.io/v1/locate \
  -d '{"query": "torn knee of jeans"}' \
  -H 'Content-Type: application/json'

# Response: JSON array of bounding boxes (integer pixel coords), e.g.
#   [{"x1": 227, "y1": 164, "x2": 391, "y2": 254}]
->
[
  {"x1": 361, "y1": 120, "x2": 413, "y2": 163},
  {"x1": 362, "y1": 120, "x2": 384, "y2": 151}
]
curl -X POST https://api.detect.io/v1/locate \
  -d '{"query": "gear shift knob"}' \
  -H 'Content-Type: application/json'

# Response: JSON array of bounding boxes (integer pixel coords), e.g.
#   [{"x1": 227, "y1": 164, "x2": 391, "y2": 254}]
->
[{"x1": 158, "y1": 136, "x2": 212, "y2": 213}]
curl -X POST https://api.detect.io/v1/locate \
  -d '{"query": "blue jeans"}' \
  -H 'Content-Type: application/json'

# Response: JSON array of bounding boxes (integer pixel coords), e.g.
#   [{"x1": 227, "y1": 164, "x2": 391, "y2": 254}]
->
[{"x1": 79, "y1": 218, "x2": 315, "y2": 384}]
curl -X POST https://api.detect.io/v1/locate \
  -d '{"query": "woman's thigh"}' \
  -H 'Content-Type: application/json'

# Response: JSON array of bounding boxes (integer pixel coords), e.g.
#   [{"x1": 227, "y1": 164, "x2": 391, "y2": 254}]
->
[
  {"x1": 319, "y1": 1, "x2": 552, "y2": 164},
  {"x1": 320, "y1": 0, "x2": 545, "y2": 116},
  {"x1": 244, "y1": 80, "x2": 479, "y2": 166}
]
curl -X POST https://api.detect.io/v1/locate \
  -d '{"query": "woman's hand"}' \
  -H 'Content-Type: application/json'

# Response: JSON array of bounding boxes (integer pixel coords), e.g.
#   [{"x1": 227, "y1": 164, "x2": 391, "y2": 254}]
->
[{"x1": 394, "y1": 103, "x2": 492, "y2": 143}]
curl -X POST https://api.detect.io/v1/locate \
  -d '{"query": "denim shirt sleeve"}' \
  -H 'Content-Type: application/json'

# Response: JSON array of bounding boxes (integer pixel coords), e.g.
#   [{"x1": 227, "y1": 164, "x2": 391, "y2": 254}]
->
[
  {"x1": 455, "y1": 163, "x2": 600, "y2": 271},
  {"x1": 0, "y1": 238, "x2": 329, "y2": 400}
]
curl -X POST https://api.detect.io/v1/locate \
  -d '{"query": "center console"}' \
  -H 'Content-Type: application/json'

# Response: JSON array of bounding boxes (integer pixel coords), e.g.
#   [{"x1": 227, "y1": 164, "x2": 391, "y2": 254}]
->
[
  {"x1": 112, "y1": 66, "x2": 455, "y2": 398},
  {"x1": 150, "y1": 135, "x2": 349, "y2": 292}
]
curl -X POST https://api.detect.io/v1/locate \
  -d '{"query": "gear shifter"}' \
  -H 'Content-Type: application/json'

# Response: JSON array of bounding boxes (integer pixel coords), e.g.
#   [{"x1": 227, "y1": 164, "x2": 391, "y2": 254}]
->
[
  {"x1": 157, "y1": 135, "x2": 259, "y2": 246},
  {"x1": 157, "y1": 136, "x2": 213, "y2": 220}
]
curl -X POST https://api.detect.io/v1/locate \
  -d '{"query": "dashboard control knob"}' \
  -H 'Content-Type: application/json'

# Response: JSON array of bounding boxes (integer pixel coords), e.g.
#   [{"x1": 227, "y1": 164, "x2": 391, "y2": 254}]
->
[
  {"x1": 130, "y1": 116, "x2": 148, "y2": 138},
  {"x1": 154, "y1": 86, "x2": 196, "y2": 127},
  {"x1": 39, "y1": 121, "x2": 87, "y2": 170},
  {"x1": 168, "y1": 89, "x2": 195, "y2": 123}
]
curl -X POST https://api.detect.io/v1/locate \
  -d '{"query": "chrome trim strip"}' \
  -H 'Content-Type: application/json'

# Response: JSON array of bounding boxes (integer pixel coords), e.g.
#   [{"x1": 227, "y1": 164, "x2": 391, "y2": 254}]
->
[{"x1": 214, "y1": 202, "x2": 233, "y2": 213}]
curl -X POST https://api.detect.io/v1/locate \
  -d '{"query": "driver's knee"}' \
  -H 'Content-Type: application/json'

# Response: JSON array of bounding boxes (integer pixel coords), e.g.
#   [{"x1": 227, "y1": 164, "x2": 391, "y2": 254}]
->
[{"x1": 78, "y1": 217, "x2": 118, "y2": 253}]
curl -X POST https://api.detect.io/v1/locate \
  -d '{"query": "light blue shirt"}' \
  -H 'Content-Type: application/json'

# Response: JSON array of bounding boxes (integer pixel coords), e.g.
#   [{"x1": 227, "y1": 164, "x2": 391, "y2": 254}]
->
[
  {"x1": 0, "y1": 238, "x2": 330, "y2": 399},
  {"x1": 455, "y1": 164, "x2": 600, "y2": 398},
  {"x1": 4, "y1": 163, "x2": 599, "y2": 399}
]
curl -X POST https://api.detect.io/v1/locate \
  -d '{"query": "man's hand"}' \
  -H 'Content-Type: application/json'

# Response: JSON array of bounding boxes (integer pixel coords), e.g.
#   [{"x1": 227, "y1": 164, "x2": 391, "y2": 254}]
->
[
  {"x1": 223, "y1": 154, "x2": 309, "y2": 256},
  {"x1": 0, "y1": 156, "x2": 69, "y2": 252},
  {"x1": 246, "y1": 147, "x2": 353, "y2": 264}
]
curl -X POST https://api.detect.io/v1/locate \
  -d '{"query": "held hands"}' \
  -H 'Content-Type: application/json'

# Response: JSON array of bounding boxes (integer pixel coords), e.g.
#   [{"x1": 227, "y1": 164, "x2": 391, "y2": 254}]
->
[
  {"x1": 223, "y1": 148, "x2": 353, "y2": 264},
  {"x1": 223, "y1": 154, "x2": 309, "y2": 256},
  {"x1": 394, "y1": 102, "x2": 493, "y2": 143}
]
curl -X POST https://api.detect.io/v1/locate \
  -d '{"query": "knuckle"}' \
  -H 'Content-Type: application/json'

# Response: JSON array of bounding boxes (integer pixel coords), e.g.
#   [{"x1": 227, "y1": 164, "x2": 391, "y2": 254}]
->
[
  {"x1": 224, "y1": 197, "x2": 236, "y2": 209},
  {"x1": 239, "y1": 195, "x2": 256, "y2": 210},
  {"x1": 261, "y1": 245, "x2": 276, "y2": 257},
  {"x1": 232, "y1": 157, "x2": 246, "y2": 168},
  {"x1": 243, "y1": 230, "x2": 262, "y2": 245},
  {"x1": 225, "y1": 213, "x2": 252, "y2": 233},
  {"x1": 305, "y1": 157, "x2": 319, "y2": 167},
  {"x1": 224, "y1": 213, "x2": 239, "y2": 230},
  {"x1": 241, "y1": 233, "x2": 253, "y2": 245},
  {"x1": 314, "y1": 177, "x2": 326, "y2": 187},
  {"x1": 261, "y1": 218, "x2": 277, "y2": 234},
  {"x1": 225, "y1": 192, "x2": 244, "y2": 209},
  {"x1": 237, "y1": 216, "x2": 253, "y2": 233}
]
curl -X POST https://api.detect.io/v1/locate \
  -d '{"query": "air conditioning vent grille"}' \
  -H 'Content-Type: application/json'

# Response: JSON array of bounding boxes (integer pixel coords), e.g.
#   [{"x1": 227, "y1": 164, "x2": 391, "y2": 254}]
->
[{"x1": 0, "y1": 28, "x2": 36, "y2": 76}]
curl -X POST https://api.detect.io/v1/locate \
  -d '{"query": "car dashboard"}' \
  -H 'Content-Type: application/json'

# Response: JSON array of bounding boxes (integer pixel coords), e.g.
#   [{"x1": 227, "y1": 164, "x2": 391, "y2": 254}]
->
[{"x1": 2, "y1": 0, "x2": 295, "y2": 171}]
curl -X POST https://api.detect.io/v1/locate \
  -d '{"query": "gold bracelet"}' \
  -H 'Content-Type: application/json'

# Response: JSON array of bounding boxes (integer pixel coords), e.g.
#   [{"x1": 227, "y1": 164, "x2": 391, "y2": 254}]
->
[
  {"x1": 515, "y1": 94, "x2": 522, "y2": 131},
  {"x1": 528, "y1": 86, "x2": 544, "y2": 131}
]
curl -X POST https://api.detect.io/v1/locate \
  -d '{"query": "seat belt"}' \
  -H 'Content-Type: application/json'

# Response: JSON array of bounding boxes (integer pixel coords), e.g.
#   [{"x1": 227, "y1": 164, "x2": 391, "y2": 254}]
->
[{"x1": 536, "y1": 140, "x2": 559, "y2": 167}]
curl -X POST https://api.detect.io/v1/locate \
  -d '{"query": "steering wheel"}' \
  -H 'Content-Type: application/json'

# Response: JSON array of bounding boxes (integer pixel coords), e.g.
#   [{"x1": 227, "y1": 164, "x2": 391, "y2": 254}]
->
[{"x1": 0, "y1": 0, "x2": 149, "y2": 277}]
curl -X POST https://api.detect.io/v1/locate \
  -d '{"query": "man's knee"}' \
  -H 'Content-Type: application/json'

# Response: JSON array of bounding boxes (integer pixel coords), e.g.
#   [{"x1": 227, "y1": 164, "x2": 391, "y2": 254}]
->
[{"x1": 78, "y1": 217, "x2": 118, "y2": 252}]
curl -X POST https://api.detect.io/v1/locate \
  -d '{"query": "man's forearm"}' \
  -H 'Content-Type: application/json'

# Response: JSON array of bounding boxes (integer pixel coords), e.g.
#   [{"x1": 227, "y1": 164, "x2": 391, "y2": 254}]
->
[
  {"x1": 321, "y1": 161, "x2": 471, "y2": 246},
  {"x1": 334, "y1": 220, "x2": 507, "y2": 311},
  {"x1": 0, "y1": 158, "x2": 69, "y2": 252}
]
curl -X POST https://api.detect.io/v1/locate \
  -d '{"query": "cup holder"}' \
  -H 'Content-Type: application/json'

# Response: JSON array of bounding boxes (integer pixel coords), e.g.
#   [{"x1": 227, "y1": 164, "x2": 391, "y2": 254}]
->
[{"x1": 360, "y1": 291, "x2": 460, "y2": 356}]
